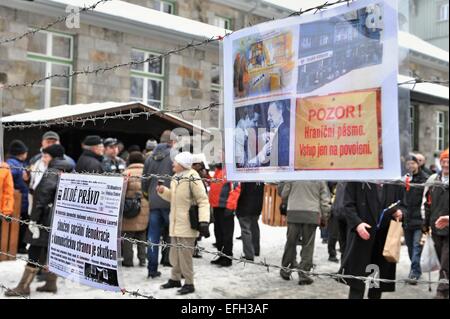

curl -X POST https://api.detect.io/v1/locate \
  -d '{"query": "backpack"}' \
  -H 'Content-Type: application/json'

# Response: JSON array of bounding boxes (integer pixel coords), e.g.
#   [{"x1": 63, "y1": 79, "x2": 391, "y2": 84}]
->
[{"x1": 123, "y1": 193, "x2": 142, "y2": 219}]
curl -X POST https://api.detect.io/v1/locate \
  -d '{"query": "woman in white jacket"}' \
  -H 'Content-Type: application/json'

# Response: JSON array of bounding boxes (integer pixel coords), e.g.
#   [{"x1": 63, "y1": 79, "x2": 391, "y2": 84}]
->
[{"x1": 157, "y1": 152, "x2": 210, "y2": 295}]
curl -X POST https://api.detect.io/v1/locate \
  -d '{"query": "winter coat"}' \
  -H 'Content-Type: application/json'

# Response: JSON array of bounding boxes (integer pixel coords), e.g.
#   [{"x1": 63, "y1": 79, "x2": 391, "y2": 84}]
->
[
  {"x1": 25, "y1": 157, "x2": 74, "y2": 247},
  {"x1": 403, "y1": 170, "x2": 428, "y2": 230},
  {"x1": 75, "y1": 150, "x2": 104, "y2": 173},
  {"x1": 122, "y1": 163, "x2": 150, "y2": 232},
  {"x1": 159, "y1": 169, "x2": 210, "y2": 238},
  {"x1": 0, "y1": 162, "x2": 15, "y2": 215},
  {"x1": 330, "y1": 182, "x2": 347, "y2": 222},
  {"x1": 424, "y1": 173, "x2": 449, "y2": 237},
  {"x1": 339, "y1": 182, "x2": 406, "y2": 292},
  {"x1": 102, "y1": 156, "x2": 126, "y2": 174},
  {"x1": 141, "y1": 144, "x2": 173, "y2": 210},
  {"x1": 6, "y1": 157, "x2": 29, "y2": 217},
  {"x1": 208, "y1": 167, "x2": 241, "y2": 211},
  {"x1": 236, "y1": 182, "x2": 264, "y2": 217},
  {"x1": 30, "y1": 152, "x2": 76, "y2": 168},
  {"x1": 280, "y1": 181, "x2": 331, "y2": 225}
]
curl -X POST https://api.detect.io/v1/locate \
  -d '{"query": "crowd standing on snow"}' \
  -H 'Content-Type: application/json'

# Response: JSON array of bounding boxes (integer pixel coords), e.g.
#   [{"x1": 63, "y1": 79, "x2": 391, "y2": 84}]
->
[{"x1": 0, "y1": 130, "x2": 448, "y2": 298}]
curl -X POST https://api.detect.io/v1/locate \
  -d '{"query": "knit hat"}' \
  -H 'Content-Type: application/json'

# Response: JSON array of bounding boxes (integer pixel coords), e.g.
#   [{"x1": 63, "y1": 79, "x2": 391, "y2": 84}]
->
[
  {"x1": 174, "y1": 152, "x2": 193, "y2": 169},
  {"x1": 83, "y1": 135, "x2": 103, "y2": 146},
  {"x1": 405, "y1": 155, "x2": 419, "y2": 164},
  {"x1": 440, "y1": 149, "x2": 449, "y2": 161},
  {"x1": 8, "y1": 140, "x2": 28, "y2": 156},
  {"x1": 192, "y1": 153, "x2": 210, "y2": 169},
  {"x1": 145, "y1": 139, "x2": 158, "y2": 150},
  {"x1": 42, "y1": 144, "x2": 65, "y2": 158},
  {"x1": 128, "y1": 145, "x2": 141, "y2": 153},
  {"x1": 42, "y1": 131, "x2": 60, "y2": 141},
  {"x1": 128, "y1": 151, "x2": 144, "y2": 165}
]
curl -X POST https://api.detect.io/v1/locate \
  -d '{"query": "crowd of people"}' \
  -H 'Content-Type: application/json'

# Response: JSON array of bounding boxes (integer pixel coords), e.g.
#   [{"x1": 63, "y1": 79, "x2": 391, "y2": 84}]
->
[{"x1": 0, "y1": 130, "x2": 448, "y2": 299}]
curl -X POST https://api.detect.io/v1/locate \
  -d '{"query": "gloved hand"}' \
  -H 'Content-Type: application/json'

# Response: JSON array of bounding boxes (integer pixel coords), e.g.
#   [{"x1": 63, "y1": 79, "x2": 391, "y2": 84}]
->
[
  {"x1": 198, "y1": 222, "x2": 210, "y2": 238},
  {"x1": 28, "y1": 221, "x2": 40, "y2": 239},
  {"x1": 421, "y1": 224, "x2": 430, "y2": 234}
]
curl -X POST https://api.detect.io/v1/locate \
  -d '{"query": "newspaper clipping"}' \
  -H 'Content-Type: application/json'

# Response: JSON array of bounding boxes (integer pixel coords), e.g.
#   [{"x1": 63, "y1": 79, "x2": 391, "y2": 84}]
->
[{"x1": 48, "y1": 173, "x2": 125, "y2": 292}]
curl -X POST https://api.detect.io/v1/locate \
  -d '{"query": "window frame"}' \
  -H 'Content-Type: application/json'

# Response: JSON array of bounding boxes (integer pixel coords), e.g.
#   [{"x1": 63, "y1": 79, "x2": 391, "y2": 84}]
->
[
  {"x1": 26, "y1": 30, "x2": 73, "y2": 110},
  {"x1": 130, "y1": 49, "x2": 165, "y2": 109},
  {"x1": 436, "y1": 111, "x2": 445, "y2": 151},
  {"x1": 155, "y1": 0, "x2": 175, "y2": 15},
  {"x1": 438, "y1": 2, "x2": 449, "y2": 22},
  {"x1": 214, "y1": 15, "x2": 232, "y2": 30}
]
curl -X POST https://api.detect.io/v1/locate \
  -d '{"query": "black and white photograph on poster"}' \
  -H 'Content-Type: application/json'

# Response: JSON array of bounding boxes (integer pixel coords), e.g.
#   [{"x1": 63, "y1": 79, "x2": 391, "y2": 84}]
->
[
  {"x1": 234, "y1": 99, "x2": 291, "y2": 170},
  {"x1": 48, "y1": 173, "x2": 125, "y2": 292},
  {"x1": 298, "y1": 3, "x2": 384, "y2": 94},
  {"x1": 84, "y1": 262, "x2": 119, "y2": 286}
]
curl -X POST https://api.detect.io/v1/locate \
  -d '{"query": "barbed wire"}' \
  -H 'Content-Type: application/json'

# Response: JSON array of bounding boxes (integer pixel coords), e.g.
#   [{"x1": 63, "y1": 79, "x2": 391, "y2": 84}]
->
[
  {"x1": 1, "y1": 77, "x2": 448, "y2": 130},
  {"x1": 0, "y1": 164, "x2": 448, "y2": 189},
  {"x1": 288, "y1": 0, "x2": 353, "y2": 17},
  {"x1": 1, "y1": 213, "x2": 448, "y2": 287},
  {"x1": 0, "y1": 283, "x2": 31, "y2": 299},
  {"x1": 3, "y1": 0, "x2": 432, "y2": 91},
  {"x1": 0, "y1": 250, "x2": 156, "y2": 299},
  {"x1": 2, "y1": 33, "x2": 230, "y2": 90},
  {"x1": 0, "y1": 0, "x2": 111, "y2": 46},
  {"x1": 1, "y1": 102, "x2": 221, "y2": 130}
]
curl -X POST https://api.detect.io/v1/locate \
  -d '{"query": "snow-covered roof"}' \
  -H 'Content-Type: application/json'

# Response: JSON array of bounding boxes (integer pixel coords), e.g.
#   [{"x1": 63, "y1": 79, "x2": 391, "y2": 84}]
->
[
  {"x1": 399, "y1": 31, "x2": 449, "y2": 64},
  {"x1": 262, "y1": 0, "x2": 327, "y2": 12},
  {"x1": 398, "y1": 74, "x2": 449, "y2": 101},
  {"x1": 36, "y1": 0, "x2": 229, "y2": 40},
  {"x1": 1, "y1": 101, "x2": 209, "y2": 132}
]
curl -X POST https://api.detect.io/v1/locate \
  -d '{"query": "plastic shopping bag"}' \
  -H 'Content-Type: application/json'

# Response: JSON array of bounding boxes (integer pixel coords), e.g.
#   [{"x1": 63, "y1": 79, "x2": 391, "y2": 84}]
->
[{"x1": 420, "y1": 234, "x2": 440, "y2": 273}]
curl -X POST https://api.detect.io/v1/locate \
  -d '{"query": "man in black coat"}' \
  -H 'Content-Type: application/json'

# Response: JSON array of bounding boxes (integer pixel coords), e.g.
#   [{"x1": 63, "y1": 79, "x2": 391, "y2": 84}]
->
[
  {"x1": 327, "y1": 182, "x2": 347, "y2": 263},
  {"x1": 403, "y1": 155, "x2": 429, "y2": 284},
  {"x1": 75, "y1": 136, "x2": 105, "y2": 173},
  {"x1": 5, "y1": 144, "x2": 73, "y2": 297},
  {"x1": 339, "y1": 182, "x2": 404, "y2": 299},
  {"x1": 236, "y1": 183, "x2": 264, "y2": 261}
]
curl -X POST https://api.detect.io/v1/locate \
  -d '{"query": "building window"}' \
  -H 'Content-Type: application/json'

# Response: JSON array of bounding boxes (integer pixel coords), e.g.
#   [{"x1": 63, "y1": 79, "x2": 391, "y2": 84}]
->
[
  {"x1": 26, "y1": 30, "x2": 73, "y2": 109},
  {"x1": 438, "y1": 3, "x2": 449, "y2": 21},
  {"x1": 211, "y1": 64, "x2": 221, "y2": 104},
  {"x1": 130, "y1": 49, "x2": 164, "y2": 108},
  {"x1": 409, "y1": 104, "x2": 417, "y2": 149},
  {"x1": 154, "y1": 0, "x2": 174, "y2": 14},
  {"x1": 436, "y1": 111, "x2": 445, "y2": 151},
  {"x1": 214, "y1": 16, "x2": 232, "y2": 30}
]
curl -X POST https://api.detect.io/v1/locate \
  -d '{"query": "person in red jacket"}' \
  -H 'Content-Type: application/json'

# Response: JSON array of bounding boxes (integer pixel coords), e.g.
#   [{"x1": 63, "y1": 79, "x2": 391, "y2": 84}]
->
[
  {"x1": 209, "y1": 163, "x2": 241, "y2": 267},
  {"x1": 0, "y1": 162, "x2": 15, "y2": 217}
]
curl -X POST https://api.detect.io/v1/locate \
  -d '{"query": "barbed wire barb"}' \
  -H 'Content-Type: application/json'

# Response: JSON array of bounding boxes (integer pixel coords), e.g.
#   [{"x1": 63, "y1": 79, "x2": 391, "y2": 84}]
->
[{"x1": 0, "y1": 0, "x2": 112, "y2": 46}]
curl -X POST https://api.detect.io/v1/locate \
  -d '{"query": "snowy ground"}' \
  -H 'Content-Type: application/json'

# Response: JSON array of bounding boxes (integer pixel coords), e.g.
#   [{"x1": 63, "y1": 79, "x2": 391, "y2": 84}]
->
[{"x1": 0, "y1": 220, "x2": 439, "y2": 299}]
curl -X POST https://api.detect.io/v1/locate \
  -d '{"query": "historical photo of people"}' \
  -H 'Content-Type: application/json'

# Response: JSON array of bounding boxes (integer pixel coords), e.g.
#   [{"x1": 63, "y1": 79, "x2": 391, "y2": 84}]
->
[{"x1": 235, "y1": 99, "x2": 291, "y2": 170}]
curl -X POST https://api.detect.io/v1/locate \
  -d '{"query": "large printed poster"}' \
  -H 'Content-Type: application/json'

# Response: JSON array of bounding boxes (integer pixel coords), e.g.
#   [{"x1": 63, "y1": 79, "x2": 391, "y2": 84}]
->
[
  {"x1": 224, "y1": 0, "x2": 400, "y2": 181},
  {"x1": 48, "y1": 173, "x2": 125, "y2": 292}
]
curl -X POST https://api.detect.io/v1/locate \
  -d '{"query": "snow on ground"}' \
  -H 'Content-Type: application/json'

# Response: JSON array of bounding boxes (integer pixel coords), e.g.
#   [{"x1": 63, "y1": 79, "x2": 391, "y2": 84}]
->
[{"x1": 0, "y1": 220, "x2": 439, "y2": 299}]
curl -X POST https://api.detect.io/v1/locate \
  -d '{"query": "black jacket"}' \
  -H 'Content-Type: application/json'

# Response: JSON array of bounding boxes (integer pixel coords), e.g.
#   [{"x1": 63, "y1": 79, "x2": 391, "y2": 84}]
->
[
  {"x1": 403, "y1": 170, "x2": 429, "y2": 230},
  {"x1": 330, "y1": 182, "x2": 347, "y2": 221},
  {"x1": 424, "y1": 173, "x2": 449, "y2": 237},
  {"x1": 25, "y1": 158, "x2": 74, "y2": 247},
  {"x1": 236, "y1": 183, "x2": 264, "y2": 217},
  {"x1": 75, "y1": 150, "x2": 104, "y2": 173},
  {"x1": 339, "y1": 182, "x2": 406, "y2": 292},
  {"x1": 141, "y1": 143, "x2": 173, "y2": 210}
]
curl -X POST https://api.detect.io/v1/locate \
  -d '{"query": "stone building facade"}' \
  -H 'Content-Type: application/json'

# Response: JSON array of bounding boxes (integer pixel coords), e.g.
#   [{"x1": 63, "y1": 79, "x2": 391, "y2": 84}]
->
[{"x1": 0, "y1": 0, "x2": 275, "y2": 129}]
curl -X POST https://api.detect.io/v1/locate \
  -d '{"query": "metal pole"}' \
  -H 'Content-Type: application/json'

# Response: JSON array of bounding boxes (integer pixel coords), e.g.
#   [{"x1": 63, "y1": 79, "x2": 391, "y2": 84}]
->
[{"x1": 0, "y1": 72, "x2": 7, "y2": 163}]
